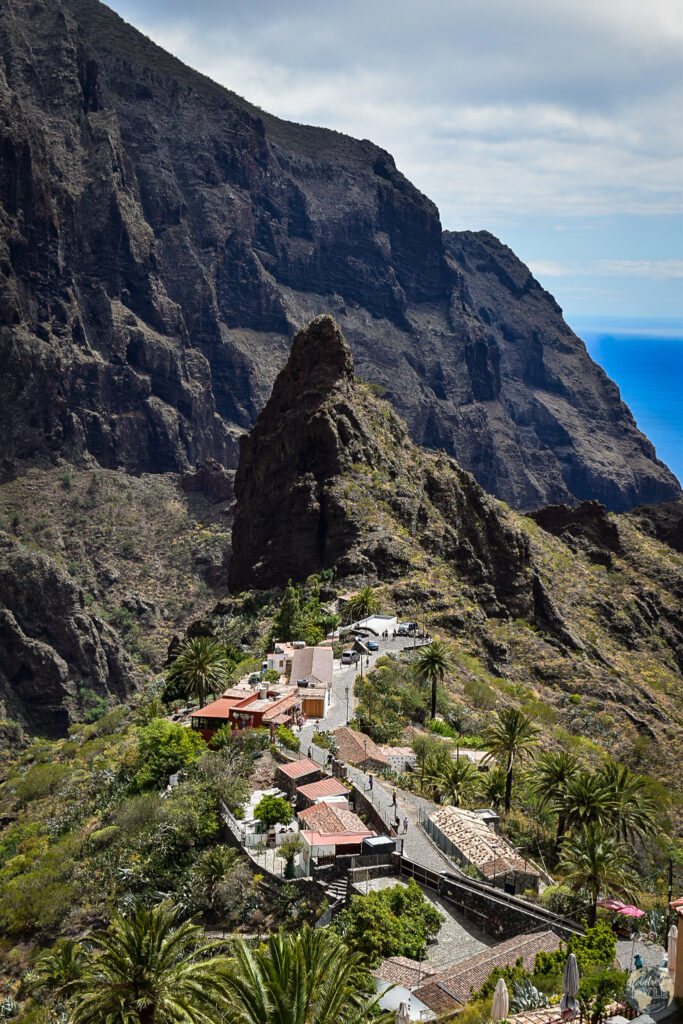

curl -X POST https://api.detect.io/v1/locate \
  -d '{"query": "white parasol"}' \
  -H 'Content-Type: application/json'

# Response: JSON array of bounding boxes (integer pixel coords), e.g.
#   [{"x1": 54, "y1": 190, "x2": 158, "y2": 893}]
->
[
  {"x1": 668, "y1": 925, "x2": 678, "y2": 986},
  {"x1": 560, "y1": 952, "x2": 580, "y2": 1021},
  {"x1": 491, "y1": 977, "x2": 509, "y2": 1021},
  {"x1": 395, "y1": 1002, "x2": 411, "y2": 1024}
]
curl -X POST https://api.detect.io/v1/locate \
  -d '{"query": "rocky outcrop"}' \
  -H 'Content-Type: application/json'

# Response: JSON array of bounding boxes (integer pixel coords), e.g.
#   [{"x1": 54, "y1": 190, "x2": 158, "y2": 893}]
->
[
  {"x1": 0, "y1": 0, "x2": 679, "y2": 511},
  {"x1": 526, "y1": 500, "x2": 622, "y2": 567},
  {"x1": 625, "y1": 501, "x2": 683, "y2": 554},
  {"x1": 229, "y1": 316, "x2": 580, "y2": 650},
  {"x1": 0, "y1": 531, "x2": 137, "y2": 734},
  {"x1": 181, "y1": 459, "x2": 234, "y2": 503}
]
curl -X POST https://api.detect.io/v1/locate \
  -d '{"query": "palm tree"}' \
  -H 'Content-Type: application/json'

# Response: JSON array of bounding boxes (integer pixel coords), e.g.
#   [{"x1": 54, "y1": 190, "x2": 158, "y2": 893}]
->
[
  {"x1": 412, "y1": 639, "x2": 453, "y2": 719},
  {"x1": 196, "y1": 845, "x2": 240, "y2": 908},
  {"x1": 166, "y1": 637, "x2": 232, "y2": 706},
  {"x1": 597, "y1": 762, "x2": 658, "y2": 843},
  {"x1": 556, "y1": 770, "x2": 615, "y2": 833},
  {"x1": 70, "y1": 903, "x2": 233, "y2": 1024},
  {"x1": 481, "y1": 765, "x2": 507, "y2": 811},
  {"x1": 527, "y1": 749, "x2": 580, "y2": 852},
  {"x1": 483, "y1": 708, "x2": 540, "y2": 813},
  {"x1": 427, "y1": 756, "x2": 481, "y2": 807},
  {"x1": 25, "y1": 938, "x2": 86, "y2": 1000},
  {"x1": 558, "y1": 824, "x2": 634, "y2": 926},
  {"x1": 346, "y1": 587, "x2": 381, "y2": 624},
  {"x1": 225, "y1": 925, "x2": 393, "y2": 1024}
]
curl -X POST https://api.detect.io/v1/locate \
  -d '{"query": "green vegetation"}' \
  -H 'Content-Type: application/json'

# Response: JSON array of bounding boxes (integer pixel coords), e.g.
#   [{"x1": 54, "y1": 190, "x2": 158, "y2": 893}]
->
[
  {"x1": 133, "y1": 718, "x2": 207, "y2": 790},
  {"x1": 483, "y1": 708, "x2": 540, "y2": 812},
  {"x1": 225, "y1": 925, "x2": 392, "y2": 1024},
  {"x1": 166, "y1": 636, "x2": 233, "y2": 706},
  {"x1": 336, "y1": 879, "x2": 445, "y2": 965},
  {"x1": 253, "y1": 793, "x2": 294, "y2": 828},
  {"x1": 272, "y1": 579, "x2": 339, "y2": 645},
  {"x1": 345, "y1": 586, "x2": 381, "y2": 622},
  {"x1": 275, "y1": 724, "x2": 300, "y2": 752},
  {"x1": 412, "y1": 639, "x2": 454, "y2": 720}
]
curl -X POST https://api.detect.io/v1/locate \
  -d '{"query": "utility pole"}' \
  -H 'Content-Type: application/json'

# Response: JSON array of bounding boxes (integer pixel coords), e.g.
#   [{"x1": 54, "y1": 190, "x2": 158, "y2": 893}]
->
[{"x1": 668, "y1": 856, "x2": 674, "y2": 927}]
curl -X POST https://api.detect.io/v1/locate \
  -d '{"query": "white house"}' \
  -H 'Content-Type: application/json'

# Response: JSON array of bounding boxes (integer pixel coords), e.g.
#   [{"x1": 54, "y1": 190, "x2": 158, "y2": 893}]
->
[{"x1": 377, "y1": 745, "x2": 418, "y2": 773}]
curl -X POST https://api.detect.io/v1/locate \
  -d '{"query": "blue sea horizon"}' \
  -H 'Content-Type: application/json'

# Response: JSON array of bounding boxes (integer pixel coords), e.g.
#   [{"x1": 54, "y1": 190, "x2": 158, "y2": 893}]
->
[{"x1": 566, "y1": 315, "x2": 683, "y2": 488}]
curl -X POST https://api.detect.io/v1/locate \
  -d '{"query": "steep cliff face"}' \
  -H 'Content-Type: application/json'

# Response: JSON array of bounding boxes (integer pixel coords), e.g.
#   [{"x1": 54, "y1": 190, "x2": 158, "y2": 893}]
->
[
  {"x1": 0, "y1": 0, "x2": 679, "y2": 510},
  {"x1": 0, "y1": 532, "x2": 137, "y2": 734}
]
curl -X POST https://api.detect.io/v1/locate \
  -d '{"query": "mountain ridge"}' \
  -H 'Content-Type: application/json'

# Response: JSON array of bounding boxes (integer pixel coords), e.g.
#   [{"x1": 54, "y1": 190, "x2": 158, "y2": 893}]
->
[{"x1": 0, "y1": 0, "x2": 680, "y2": 511}]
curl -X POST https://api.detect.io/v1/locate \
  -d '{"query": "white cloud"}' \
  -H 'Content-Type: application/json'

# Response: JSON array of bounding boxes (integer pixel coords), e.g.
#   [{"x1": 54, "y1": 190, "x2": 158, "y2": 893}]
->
[{"x1": 528, "y1": 259, "x2": 683, "y2": 279}]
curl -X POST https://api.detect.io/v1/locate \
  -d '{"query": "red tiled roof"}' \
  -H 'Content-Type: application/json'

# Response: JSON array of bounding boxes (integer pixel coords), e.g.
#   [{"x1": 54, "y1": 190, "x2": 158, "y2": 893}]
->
[
  {"x1": 372, "y1": 956, "x2": 437, "y2": 988},
  {"x1": 297, "y1": 777, "x2": 349, "y2": 801},
  {"x1": 298, "y1": 800, "x2": 366, "y2": 834},
  {"x1": 414, "y1": 930, "x2": 561, "y2": 1014},
  {"x1": 190, "y1": 695, "x2": 244, "y2": 719},
  {"x1": 300, "y1": 829, "x2": 374, "y2": 847},
  {"x1": 277, "y1": 757, "x2": 320, "y2": 779},
  {"x1": 262, "y1": 693, "x2": 300, "y2": 723}
]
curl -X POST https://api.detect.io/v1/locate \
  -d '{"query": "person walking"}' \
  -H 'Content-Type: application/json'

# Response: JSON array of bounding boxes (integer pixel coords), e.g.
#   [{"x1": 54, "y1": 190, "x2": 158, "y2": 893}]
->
[
  {"x1": 403, "y1": 815, "x2": 409, "y2": 834},
  {"x1": 392, "y1": 789, "x2": 397, "y2": 807},
  {"x1": 368, "y1": 774, "x2": 374, "y2": 792}
]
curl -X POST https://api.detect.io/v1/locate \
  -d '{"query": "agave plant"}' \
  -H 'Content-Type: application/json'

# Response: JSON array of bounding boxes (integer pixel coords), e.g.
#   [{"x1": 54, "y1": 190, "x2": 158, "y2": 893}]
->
[{"x1": 510, "y1": 978, "x2": 551, "y2": 1013}]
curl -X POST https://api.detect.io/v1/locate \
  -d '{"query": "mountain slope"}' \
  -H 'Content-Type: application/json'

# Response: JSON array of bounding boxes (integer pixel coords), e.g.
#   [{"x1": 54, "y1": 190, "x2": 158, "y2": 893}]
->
[
  {"x1": 229, "y1": 316, "x2": 682, "y2": 786},
  {"x1": 0, "y1": 0, "x2": 679, "y2": 510}
]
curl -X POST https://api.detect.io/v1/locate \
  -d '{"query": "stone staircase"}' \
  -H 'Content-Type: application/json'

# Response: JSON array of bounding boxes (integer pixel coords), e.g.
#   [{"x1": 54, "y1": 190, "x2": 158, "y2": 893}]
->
[{"x1": 324, "y1": 877, "x2": 348, "y2": 903}]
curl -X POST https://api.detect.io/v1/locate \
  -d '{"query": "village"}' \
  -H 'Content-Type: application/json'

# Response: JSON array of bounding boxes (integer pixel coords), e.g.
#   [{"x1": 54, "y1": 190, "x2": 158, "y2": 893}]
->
[{"x1": 181, "y1": 616, "x2": 680, "y2": 1023}]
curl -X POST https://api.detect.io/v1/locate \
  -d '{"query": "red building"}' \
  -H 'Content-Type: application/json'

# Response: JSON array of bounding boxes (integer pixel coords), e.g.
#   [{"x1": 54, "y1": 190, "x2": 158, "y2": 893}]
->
[{"x1": 190, "y1": 687, "x2": 301, "y2": 742}]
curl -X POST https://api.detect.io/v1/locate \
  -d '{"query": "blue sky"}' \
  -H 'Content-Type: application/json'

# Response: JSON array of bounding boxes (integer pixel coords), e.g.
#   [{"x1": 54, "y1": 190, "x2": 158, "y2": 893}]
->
[{"x1": 105, "y1": 0, "x2": 683, "y2": 322}]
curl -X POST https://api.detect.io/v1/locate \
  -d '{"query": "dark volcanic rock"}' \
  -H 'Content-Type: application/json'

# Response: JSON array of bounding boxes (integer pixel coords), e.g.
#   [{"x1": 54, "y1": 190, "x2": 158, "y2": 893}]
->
[
  {"x1": 0, "y1": 531, "x2": 137, "y2": 734},
  {"x1": 181, "y1": 459, "x2": 234, "y2": 503},
  {"x1": 626, "y1": 501, "x2": 683, "y2": 553},
  {"x1": 526, "y1": 500, "x2": 623, "y2": 566},
  {"x1": 0, "y1": 0, "x2": 680, "y2": 511}
]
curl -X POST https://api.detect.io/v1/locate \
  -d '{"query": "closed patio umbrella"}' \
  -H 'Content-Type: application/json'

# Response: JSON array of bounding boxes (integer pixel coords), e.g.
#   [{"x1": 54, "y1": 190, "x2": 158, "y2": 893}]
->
[
  {"x1": 668, "y1": 925, "x2": 678, "y2": 986},
  {"x1": 395, "y1": 1002, "x2": 410, "y2": 1024},
  {"x1": 491, "y1": 977, "x2": 509, "y2": 1021},
  {"x1": 561, "y1": 952, "x2": 580, "y2": 1021}
]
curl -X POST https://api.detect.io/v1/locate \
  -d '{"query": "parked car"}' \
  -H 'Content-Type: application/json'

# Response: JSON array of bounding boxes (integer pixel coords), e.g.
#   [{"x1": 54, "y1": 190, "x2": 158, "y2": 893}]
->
[
  {"x1": 341, "y1": 650, "x2": 360, "y2": 665},
  {"x1": 367, "y1": 640, "x2": 379, "y2": 651},
  {"x1": 397, "y1": 626, "x2": 408, "y2": 637}
]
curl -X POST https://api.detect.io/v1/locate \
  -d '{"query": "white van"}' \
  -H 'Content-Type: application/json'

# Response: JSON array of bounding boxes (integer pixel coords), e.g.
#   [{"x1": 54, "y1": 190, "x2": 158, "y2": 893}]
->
[{"x1": 341, "y1": 650, "x2": 360, "y2": 665}]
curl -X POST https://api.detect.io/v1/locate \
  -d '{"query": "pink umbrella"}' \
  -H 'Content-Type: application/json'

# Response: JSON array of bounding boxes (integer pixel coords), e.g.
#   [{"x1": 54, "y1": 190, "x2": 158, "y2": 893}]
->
[
  {"x1": 619, "y1": 906, "x2": 645, "y2": 918},
  {"x1": 598, "y1": 899, "x2": 627, "y2": 911}
]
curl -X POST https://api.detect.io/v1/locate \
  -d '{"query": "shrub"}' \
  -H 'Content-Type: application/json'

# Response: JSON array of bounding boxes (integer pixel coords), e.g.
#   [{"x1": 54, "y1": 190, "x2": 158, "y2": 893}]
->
[
  {"x1": 336, "y1": 878, "x2": 445, "y2": 966},
  {"x1": 464, "y1": 679, "x2": 497, "y2": 709},
  {"x1": 253, "y1": 794, "x2": 293, "y2": 828},
  {"x1": 275, "y1": 725, "x2": 300, "y2": 752},
  {"x1": 133, "y1": 719, "x2": 206, "y2": 790},
  {"x1": 88, "y1": 825, "x2": 121, "y2": 849},
  {"x1": 16, "y1": 763, "x2": 71, "y2": 803}
]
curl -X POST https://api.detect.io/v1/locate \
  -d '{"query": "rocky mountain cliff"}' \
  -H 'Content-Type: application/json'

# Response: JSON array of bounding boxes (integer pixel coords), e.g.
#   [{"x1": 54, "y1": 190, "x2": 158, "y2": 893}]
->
[
  {"x1": 229, "y1": 317, "x2": 682, "y2": 784},
  {"x1": 1, "y1": 0, "x2": 679, "y2": 510},
  {"x1": 0, "y1": 530, "x2": 136, "y2": 735}
]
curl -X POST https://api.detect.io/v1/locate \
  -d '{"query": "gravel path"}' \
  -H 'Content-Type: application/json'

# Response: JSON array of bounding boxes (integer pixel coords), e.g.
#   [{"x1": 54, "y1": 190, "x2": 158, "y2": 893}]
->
[{"x1": 616, "y1": 936, "x2": 665, "y2": 971}]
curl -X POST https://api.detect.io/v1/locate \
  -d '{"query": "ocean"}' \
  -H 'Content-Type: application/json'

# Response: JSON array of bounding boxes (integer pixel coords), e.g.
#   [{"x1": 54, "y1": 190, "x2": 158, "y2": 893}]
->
[{"x1": 566, "y1": 316, "x2": 683, "y2": 488}]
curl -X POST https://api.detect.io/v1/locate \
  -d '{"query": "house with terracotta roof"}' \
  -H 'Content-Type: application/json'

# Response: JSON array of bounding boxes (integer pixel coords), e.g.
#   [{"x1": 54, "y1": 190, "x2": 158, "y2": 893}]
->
[
  {"x1": 299, "y1": 825, "x2": 375, "y2": 876},
  {"x1": 427, "y1": 805, "x2": 545, "y2": 892},
  {"x1": 296, "y1": 775, "x2": 350, "y2": 809},
  {"x1": 190, "y1": 686, "x2": 301, "y2": 742},
  {"x1": 298, "y1": 800, "x2": 367, "y2": 835},
  {"x1": 275, "y1": 757, "x2": 322, "y2": 796},
  {"x1": 414, "y1": 930, "x2": 561, "y2": 1016},
  {"x1": 332, "y1": 726, "x2": 390, "y2": 771}
]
